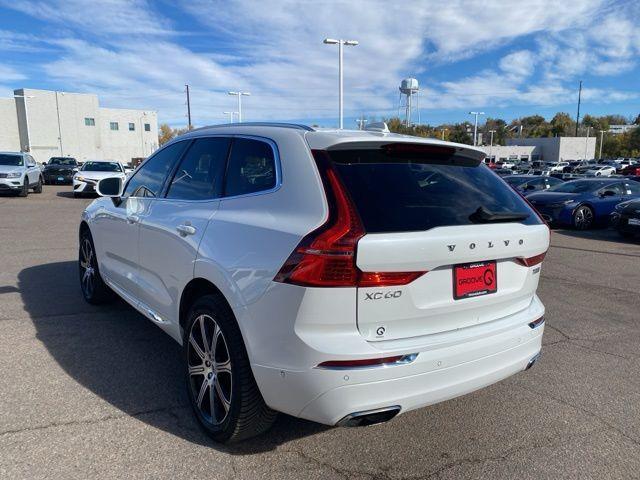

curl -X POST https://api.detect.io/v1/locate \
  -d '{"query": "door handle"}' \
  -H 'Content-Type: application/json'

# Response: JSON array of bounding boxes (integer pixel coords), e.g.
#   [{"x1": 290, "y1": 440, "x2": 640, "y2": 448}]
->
[
  {"x1": 176, "y1": 224, "x2": 197, "y2": 236},
  {"x1": 126, "y1": 215, "x2": 140, "y2": 224}
]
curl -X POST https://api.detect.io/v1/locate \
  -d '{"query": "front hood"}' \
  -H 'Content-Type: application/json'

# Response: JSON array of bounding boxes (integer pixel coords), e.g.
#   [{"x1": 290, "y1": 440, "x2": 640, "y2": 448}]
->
[
  {"x1": 526, "y1": 192, "x2": 580, "y2": 205},
  {"x1": 76, "y1": 171, "x2": 125, "y2": 181},
  {"x1": 0, "y1": 166, "x2": 23, "y2": 175},
  {"x1": 617, "y1": 199, "x2": 640, "y2": 215}
]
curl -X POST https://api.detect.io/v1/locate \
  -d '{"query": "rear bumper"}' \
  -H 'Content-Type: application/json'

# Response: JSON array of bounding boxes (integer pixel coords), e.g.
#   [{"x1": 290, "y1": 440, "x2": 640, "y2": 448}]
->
[
  {"x1": 251, "y1": 294, "x2": 545, "y2": 425},
  {"x1": 44, "y1": 173, "x2": 74, "y2": 184}
]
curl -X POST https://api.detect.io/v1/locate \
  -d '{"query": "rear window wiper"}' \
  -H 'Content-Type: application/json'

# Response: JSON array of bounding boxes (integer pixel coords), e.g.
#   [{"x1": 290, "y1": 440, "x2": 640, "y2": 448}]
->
[{"x1": 469, "y1": 206, "x2": 530, "y2": 224}]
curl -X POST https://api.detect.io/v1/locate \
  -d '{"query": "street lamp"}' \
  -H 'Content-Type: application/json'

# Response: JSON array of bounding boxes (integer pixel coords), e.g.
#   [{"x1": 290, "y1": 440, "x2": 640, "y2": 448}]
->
[
  {"x1": 440, "y1": 128, "x2": 448, "y2": 141},
  {"x1": 228, "y1": 91, "x2": 250, "y2": 122},
  {"x1": 223, "y1": 111, "x2": 238, "y2": 123},
  {"x1": 14, "y1": 94, "x2": 35, "y2": 152},
  {"x1": 323, "y1": 38, "x2": 358, "y2": 129},
  {"x1": 468, "y1": 111, "x2": 485, "y2": 146},
  {"x1": 598, "y1": 129, "x2": 606, "y2": 159}
]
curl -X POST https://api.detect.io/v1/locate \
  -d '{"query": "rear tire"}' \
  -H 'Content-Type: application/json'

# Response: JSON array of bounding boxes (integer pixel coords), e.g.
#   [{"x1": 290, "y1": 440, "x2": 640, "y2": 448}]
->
[
  {"x1": 18, "y1": 179, "x2": 28, "y2": 197},
  {"x1": 618, "y1": 230, "x2": 634, "y2": 239},
  {"x1": 184, "y1": 294, "x2": 277, "y2": 443},
  {"x1": 573, "y1": 205, "x2": 594, "y2": 230},
  {"x1": 79, "y1": 229, "x2": 114, "y2": 304}
]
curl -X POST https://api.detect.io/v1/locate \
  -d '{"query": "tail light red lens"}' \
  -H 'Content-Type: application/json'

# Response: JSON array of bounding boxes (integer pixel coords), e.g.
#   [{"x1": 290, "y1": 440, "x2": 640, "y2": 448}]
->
[
  {"x1": 516, "y1": 251, "x2": 547, "y2": 267},
  {"x1": 274, "y1": 150, "x2": 426, "y2": 288}
]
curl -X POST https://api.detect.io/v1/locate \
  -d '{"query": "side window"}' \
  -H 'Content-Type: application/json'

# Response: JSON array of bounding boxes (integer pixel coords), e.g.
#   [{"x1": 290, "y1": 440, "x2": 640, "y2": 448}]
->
[
  {"x1": 166, "y1": 137, "x2": 231, "y2": 200},
  {"x1": 601, "y1": 183, "x2": 624, "y2": 196},
  {"x1": 123, "y1": 141, "x2": 188, "y2": 198},
  {"x1": 224, "y1": 138, "x2": 276, "y2": 197}
]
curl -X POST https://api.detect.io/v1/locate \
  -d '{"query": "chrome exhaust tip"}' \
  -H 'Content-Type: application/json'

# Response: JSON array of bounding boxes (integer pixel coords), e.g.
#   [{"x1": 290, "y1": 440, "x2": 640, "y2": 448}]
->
[
  {"x1": 336, "y1": 406, "x2": 401, "y2": 427},
  {"x1": 526, "y1": 351, "x2": 542, "y2": 370}
]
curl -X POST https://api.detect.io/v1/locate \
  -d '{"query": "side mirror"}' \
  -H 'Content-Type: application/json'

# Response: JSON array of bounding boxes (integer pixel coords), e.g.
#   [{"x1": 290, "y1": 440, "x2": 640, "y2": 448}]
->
[
  {"x1": 96, "y1": 177, "x2": 124, "y2": 198},
  {"x1": 601, "y1": 190, "x2": 616, "y2": 197}
]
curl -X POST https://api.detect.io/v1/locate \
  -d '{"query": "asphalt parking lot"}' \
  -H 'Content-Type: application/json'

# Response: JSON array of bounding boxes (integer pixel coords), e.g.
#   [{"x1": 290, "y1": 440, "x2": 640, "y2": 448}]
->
[{"x1": 1, "y1": 185, "x2": 639, "y2": 480}]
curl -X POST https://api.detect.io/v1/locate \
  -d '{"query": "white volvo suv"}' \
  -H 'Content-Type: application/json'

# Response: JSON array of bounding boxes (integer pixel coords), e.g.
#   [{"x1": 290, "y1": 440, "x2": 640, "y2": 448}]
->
[{"x1": 79, "y1": 123, "x2": 549, "y2": 443}]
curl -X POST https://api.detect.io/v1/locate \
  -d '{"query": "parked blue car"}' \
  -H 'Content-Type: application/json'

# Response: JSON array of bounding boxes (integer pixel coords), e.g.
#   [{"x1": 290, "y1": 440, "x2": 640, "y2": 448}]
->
[{"x1": 527, "y1": 178, "x2": 640, "y2": 229}]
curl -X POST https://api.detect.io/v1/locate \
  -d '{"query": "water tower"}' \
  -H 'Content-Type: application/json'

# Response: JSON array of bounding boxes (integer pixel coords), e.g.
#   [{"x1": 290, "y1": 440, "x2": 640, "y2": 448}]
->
[{"x1": 399, "y1": 78, "x2": 420, "y2": 127}]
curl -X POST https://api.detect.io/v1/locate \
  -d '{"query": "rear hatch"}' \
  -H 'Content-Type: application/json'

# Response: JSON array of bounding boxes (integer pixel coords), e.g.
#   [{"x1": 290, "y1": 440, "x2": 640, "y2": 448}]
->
[{"x1": 327, "y1": 142, "x2": 549, "y2": 342}]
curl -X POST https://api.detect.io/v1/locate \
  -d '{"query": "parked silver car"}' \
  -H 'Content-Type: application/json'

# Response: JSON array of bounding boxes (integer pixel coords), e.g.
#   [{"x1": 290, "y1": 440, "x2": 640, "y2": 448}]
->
[{"x1": 0, "y1": 152, "x2": 43, "y2": 196}]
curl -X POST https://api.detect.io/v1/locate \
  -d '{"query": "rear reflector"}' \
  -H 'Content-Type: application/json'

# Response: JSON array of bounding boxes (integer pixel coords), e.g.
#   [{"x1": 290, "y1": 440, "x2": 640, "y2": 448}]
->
[
  {"x1": 317, "y1": 353, "x2": 417, "y2": 369},
  {"x1": 528, "y1": 317, "x2": 545, "y2": 329},
  {"x1": 274, "y1": 150, "x2": 426, "y2": 287},
  {"x1": 516, "y1": 251, "x2": 546, "y2": 267}
]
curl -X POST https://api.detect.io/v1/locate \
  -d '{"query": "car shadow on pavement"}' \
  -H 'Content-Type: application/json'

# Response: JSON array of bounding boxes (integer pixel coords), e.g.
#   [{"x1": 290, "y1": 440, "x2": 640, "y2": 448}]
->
[
  {"x1": 18, "y1": 261, "x2": 327, "y2": 454},
  {"x1": 55, "y1": 191, "x2": 80, "y2": 198}
]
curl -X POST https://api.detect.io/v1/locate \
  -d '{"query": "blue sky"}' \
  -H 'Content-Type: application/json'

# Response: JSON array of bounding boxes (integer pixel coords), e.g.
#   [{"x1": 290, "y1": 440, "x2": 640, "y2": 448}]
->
[{"x1": 1, "y1": 0, "x2": 639, "y2": 128}]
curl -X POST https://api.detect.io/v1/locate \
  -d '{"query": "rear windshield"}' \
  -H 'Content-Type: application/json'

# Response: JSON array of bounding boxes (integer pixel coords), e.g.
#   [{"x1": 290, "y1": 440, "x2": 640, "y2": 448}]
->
[
  {"x1": 328, "y1": 147, "x2": 542, "y2": 233},
  {"x1": 49, "y1": 158, "x2": 77, "y2": 165}
]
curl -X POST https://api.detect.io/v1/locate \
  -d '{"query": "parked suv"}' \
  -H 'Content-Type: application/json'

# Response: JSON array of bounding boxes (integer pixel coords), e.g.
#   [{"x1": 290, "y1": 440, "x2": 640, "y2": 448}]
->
[
  {"x1": 78, "y1": 123, "x2": 549, "y2": 443},
  {"x1": 0, "y1": 151, "x2": 43, "y2": 196},
  {"x1": 43, "y1": 157, "x2": 79, "y2": 184}
]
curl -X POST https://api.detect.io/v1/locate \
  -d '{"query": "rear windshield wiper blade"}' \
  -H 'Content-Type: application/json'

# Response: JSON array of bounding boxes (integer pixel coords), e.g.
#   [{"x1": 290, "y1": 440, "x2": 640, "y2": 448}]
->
[{"x1": 469, "y1": 206, "x2": 530, "y2": 224}]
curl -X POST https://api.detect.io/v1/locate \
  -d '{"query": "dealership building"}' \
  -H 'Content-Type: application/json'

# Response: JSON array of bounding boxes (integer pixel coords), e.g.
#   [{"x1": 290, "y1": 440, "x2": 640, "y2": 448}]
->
[
  {"x1": 478, "y1": 136, "x2": 597, "y2": 163},
  {"x1": 0, "y1": 88, "x2": 158, "y2": 165}
]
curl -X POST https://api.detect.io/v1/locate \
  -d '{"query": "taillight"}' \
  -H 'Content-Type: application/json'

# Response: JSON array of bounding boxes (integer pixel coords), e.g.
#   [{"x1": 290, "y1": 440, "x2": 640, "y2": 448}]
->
[
  {"x1": 516, "y1": 251, "x2": 546, "y2": 267},
  {"x1": 274, "y1": 150, "x2": 426, "y2": 288}
]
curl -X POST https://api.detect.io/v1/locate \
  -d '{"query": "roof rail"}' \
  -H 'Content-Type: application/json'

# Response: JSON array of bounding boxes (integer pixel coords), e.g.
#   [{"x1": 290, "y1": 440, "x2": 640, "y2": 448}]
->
[{"x1": 191, "y1": 122, "x2": 315, "y2": 132}]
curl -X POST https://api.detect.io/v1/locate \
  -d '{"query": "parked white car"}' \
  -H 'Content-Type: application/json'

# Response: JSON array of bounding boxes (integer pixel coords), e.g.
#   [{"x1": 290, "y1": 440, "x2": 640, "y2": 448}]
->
[
  {"x1": 585, "y1": 165, "x2": 616, "y2": 177},
  {"x1": 73, "y1": 160, "x2": 126, "y2": 197},
  {"x1": 0, "y1": 151, "x2": 43, "y2": 196},
  {"x1": 548, "y1": 162, "x2": 569, "y2": 173},
  {"x1": 79, "y1": 123, "x2": 549, "y2": 443}
]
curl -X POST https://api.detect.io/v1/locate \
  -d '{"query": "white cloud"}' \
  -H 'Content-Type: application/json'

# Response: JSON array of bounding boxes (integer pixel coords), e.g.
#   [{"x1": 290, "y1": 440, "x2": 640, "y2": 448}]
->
[
  {"x1": 0, "y1": 64, "x2": 26, "y2": 82},
  {"x1": 0, "y1": 0, "x2": 638, "y2": 125}
]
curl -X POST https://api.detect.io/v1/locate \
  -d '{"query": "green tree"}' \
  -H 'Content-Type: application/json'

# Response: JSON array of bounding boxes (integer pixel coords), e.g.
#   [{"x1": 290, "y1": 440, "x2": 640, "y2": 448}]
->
[
  {"x1": 158, "y1": 123, "x2": 188, "y2": 145},
  {"x1": 550, "y1": 112, "x2": 574, "y2": 137}
]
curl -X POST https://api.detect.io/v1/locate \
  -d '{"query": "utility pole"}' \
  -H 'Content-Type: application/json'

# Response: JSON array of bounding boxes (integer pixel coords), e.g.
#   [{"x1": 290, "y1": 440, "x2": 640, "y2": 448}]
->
[
  {"x1": 468, "y1": 111, "x2": 485, "y2": 146},
  {"x1": 599, "y1": 129, "x2": 606, "y2": 159},
  {"x1": 185, "y1": 84, "x2": 192, "y2": 130},
  {"x1": 323, "y1": 38, "x2": 358, "y2": 129},
  {"x1": 575, "y1": 80, "x2": 582, "y2": 137},
  {"x1": 228, "y1": 91, "x2": 251, "y2": 122},
  {"x1": 489, "y1": 129, "x2": 496, "y2": 162}
]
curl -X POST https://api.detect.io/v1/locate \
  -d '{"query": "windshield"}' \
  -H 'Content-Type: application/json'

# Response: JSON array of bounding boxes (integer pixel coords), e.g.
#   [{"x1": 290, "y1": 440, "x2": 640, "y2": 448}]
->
[
  {"x1": 328, "y1": 147, "x2": 541, "y2": 233},
  {"x1": 549, "y1": 180, "x2": 608, "y2": 193},
  {"x1": 49, "y1": 158, "x2": 77, "y2": 166},
  {"x1": 0, "y1": 154, "x2": 23, "y2": 166},
  {"x1": 82, "y1": 162, "x2": 122, "y2": 172}
]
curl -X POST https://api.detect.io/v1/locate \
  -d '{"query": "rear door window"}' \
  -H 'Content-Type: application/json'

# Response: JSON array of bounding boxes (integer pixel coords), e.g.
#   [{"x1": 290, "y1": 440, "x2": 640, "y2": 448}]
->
[
  {"x1": 328, "y1": 145, "x2": 542, "y2": 233},
  {"x1": 223, "y1": 138, "x2": 276, "y2": 197},
  {"x1": 166, "y1": 137, "x2": 230, "y2": 200}
]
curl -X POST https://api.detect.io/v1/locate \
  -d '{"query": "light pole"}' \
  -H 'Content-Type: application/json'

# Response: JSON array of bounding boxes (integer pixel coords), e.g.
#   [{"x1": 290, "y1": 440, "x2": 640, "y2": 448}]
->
[
  {"x1": 599, "y1": 129, "x2": 606, "y2": 159},
  {"x1": 440, "y1": 128, "x2": 448, "y2": 140},
  {"x1": 228, "y1": 91, "x2": 250, "y2": 122},
  {"x1": 14, "y1": 94, "x2": 35, "y2": 152},
  {"x1": 489, "y1": 129, "x2": 496, "y2": 162},
  {"x1": 584, "y1": 126, "x2": 591, "y2": 160},
  {"x1": 468, "y1": 111, "x2": 485, "y2": 146},
  {"x1": 223, "y1": 111, "x2": 238, "y2": 123},
  {"x1": 323, "y1": 38, "x2": 358, "y2": 129}
]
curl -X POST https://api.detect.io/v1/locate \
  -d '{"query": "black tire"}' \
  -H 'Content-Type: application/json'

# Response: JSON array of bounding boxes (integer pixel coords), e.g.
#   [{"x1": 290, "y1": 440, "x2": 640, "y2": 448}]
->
[
  {"x1": 18, "y1": 179, "x2": 28, "y2": 197},
  {"x1": 79, "y1": 229, "x2": 114, "y2": 304},
  {"x1": 33, "y1": 177, "x2": 43, "y2": 193},
  {"x1": 184, "y1": 294, "x2": 277, "y2": 443},
  {"x1": 74, "y1": 192, "x2": 82, "y2": 198},
  {"x1": 573, "y1": 205, "x2": 594, "y2": 230},
  {"x1": 618, "y1": 230, "x2": 635, "y2": 239}
]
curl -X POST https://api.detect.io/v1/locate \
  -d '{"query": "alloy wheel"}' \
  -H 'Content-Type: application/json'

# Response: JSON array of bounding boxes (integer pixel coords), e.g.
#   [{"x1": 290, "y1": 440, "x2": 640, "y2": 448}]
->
[
  {"x1": 79, "y1": 238, "x2": 96, "y2": 297},
  {"x1": 187, "y1": 314, "x2": 232, "y2": 426},
  {"x1": 574, "y1": 206, "x2": 593, "y2": 229}
]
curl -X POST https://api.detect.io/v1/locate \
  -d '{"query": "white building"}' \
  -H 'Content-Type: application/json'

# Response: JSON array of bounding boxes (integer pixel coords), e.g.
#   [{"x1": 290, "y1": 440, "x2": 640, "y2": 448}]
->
[
  {"x1": 609, "y1": 124, "x2": 637, "y2": 135},
  {"x1": 0, "y1": 88, "x2": 158, "y2": 165},
  {"x1": 479, "y1": 136, "x2": 596, "y2": 163}
]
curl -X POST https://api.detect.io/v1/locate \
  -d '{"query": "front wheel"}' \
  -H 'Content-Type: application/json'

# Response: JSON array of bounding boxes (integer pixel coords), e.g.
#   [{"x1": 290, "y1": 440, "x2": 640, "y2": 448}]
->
[
  {"x1": 18, "y1": 179, "x2": 28, "y2": 197},
  {"x1": 79, "y1": 230, "x2": 113, "y2": 304},
  {"x1": 33, "y1": 177, "x2": 43, "y2": 193},
  {"x1": 573, "y1": 205, "x2": 594, "y2": 230},
  {"x1": 184, "y1": 295, "x2": 276, "y2": 443}
]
